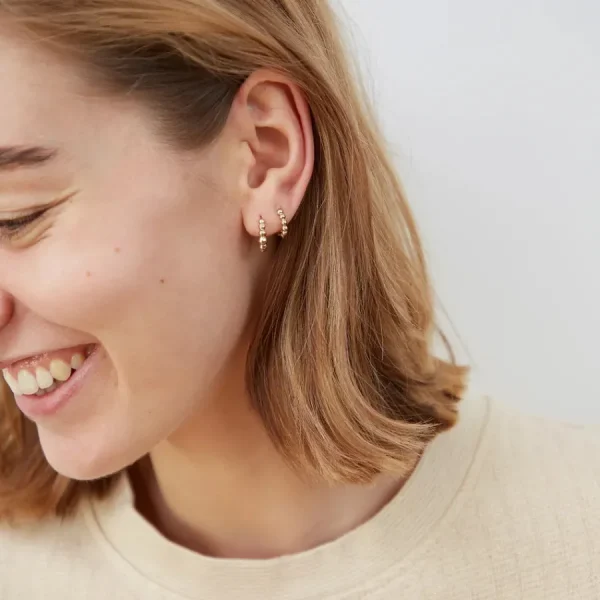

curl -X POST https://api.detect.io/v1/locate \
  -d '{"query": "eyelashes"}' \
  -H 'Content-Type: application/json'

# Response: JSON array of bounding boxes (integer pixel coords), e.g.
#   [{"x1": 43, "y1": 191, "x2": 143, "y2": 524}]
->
[
  {"x1": 0, "y1": 208, "x2": 48, "y2": 241},
  {"x1": 0, "y1": 190, "x2": 77, "y2": 244}
]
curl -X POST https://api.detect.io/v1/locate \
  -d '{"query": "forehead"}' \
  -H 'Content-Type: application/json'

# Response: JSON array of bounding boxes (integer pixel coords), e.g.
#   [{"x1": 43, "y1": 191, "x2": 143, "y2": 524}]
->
[
  {"x1": 0, "y1": 20, "x2": 156, "y2": 182},
  {"x1": 0, "y1": 21, "x2": 148, "y2": 196},
  {"x1": 0, "y1": 21, "x2": 98, "y2": 145}
]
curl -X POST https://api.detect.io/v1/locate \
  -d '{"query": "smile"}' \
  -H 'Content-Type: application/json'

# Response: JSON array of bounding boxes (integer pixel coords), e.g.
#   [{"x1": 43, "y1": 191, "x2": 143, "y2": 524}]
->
[{"x1": 2, "y1": 344, "x2": 96, "y2": 397}]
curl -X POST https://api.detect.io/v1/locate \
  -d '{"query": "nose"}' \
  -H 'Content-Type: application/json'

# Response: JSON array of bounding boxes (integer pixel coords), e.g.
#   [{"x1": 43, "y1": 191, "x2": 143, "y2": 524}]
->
[{"x1": 0, "y1": 291, "x2": 14, "y2": 330}]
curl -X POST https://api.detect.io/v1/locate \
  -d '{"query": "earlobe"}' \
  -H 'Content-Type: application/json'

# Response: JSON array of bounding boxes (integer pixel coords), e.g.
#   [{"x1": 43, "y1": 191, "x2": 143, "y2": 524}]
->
[{"x1": 237, "y1": 70, "x2": 314, "y2": 250}]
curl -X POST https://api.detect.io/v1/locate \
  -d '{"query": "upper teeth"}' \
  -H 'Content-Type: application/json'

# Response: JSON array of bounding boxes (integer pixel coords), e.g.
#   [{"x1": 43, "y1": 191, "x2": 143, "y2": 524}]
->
[
  {"x1": 36, "y1": 366, "x2": 54, "y2": 389},
  {"x1": 2, "y1": 351, "x2": 87, "y2": 397}
]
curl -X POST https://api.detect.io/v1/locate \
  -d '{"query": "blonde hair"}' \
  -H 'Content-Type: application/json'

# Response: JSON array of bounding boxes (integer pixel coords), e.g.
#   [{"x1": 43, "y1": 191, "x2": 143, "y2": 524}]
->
[{"x1": 0, "y1": 0, "x2": 468, "y2": 522}]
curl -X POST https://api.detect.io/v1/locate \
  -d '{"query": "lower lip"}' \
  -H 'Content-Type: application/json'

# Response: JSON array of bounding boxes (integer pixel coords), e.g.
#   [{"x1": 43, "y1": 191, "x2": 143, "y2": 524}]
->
[{"x1": 14, "y1": 346, "x2": 102, "y2": 419}]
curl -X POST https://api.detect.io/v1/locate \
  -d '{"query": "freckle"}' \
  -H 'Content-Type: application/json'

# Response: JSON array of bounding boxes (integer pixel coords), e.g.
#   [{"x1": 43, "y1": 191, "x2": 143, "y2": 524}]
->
[
  {"x1": 114, "y1": 247, "x2": 121, "y2": 253},
  {"x1": 86, "y1": 271, "x2": 92, "y2": 278}
]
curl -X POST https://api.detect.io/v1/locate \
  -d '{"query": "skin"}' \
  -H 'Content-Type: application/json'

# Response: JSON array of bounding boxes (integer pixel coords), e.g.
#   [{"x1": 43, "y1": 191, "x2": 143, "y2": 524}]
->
[{"x1": 0, "y1": 21, "x2": 404, "y2": 559}]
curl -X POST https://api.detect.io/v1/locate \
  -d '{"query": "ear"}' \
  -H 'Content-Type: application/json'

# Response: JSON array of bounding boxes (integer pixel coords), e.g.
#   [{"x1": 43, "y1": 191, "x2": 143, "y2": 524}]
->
[{"x1": 233, "y1": 69, "x2": 315, "y2": 248}]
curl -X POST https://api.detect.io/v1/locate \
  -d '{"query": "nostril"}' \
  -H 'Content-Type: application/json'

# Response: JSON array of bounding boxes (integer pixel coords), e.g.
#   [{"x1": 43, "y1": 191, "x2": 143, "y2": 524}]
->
[{"x1": 0, "y1": 293, "x2": 14, "y2": 330}]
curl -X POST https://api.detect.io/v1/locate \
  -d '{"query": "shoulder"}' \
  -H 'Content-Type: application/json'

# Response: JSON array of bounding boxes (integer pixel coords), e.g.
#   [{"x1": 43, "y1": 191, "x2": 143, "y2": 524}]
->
[
  {"x1": 0, "y1": 502, "x2": 118, "y2": 597},
  {"x1": 0, "y1": 506, "x2": 92, "y2": 559},
  {"x1": 448, "y1": 395, "x2": 600, "y2": 592},
  {"x1": 412, "y1": 394, "x2": 600, "y2": 597},
  {"x1": 445, "y1": 393, "x2": 600, "y2": 529},
  {"x1": 478, "y1": 397, "x2": 599, "y2": 496}
]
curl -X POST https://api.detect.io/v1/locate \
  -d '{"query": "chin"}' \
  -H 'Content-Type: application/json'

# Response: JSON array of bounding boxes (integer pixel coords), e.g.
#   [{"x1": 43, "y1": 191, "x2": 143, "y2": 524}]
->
[{"x1": 37, "y1": 426, "x2": 142, "y2": 481}]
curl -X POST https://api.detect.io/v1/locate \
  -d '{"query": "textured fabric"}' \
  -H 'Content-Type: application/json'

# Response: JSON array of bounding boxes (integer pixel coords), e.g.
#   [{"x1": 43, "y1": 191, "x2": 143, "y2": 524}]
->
[{"x1": 1, "y1": 392, "x2": 598, "y2": 599}]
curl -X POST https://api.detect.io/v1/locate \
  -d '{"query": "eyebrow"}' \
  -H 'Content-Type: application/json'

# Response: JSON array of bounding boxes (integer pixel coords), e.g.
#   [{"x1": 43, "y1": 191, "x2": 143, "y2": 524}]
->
[{"x1": 0, "y1": 146, "x2": 59, "y2": 172}]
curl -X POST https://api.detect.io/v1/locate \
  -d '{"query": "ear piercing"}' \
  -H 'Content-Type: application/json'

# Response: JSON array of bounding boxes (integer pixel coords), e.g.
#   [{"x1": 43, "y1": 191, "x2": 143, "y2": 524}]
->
[{"x1": 258, "y1": 208, "x2": 289, "y2": 252}]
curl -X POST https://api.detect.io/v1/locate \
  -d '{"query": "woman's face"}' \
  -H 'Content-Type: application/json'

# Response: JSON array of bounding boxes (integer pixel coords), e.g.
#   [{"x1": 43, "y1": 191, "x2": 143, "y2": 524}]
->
[{"x1": 0, "y1": 25, "x2": 270, "y2": 479}]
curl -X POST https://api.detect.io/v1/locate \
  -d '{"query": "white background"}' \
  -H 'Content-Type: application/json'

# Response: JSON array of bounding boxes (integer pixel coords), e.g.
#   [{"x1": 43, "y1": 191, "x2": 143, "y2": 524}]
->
[{"x1": 334, "y1": 1, "x2": 600, "y2": 423}]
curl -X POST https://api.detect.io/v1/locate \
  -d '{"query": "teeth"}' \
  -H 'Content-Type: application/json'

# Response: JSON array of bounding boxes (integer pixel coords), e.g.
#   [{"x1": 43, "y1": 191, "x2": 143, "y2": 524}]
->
[
  {"x1": 35, "y1": 367, "x2": 55, "y2": 390},
  {"x1": 49, "y1": 359, "x2": 72, "y2": 382},
  {"x1": 17, "y1": 370, "x2": 39, "y2": 395},
  {"x1": 2, "y1": 348, "x2": 90, "y2": 397},
  {"x1": 2, "y1": 369, "x2": 22, "y2": 396},
  {"x1": 35, "y1": 381, "x2": 58, "y2": 396},
  {"x1": 71, "y1": 353, "x2": 85, "y2": 370},
  {"x1": 1, "y1": 367, "x2": 69, "y2": 397}
]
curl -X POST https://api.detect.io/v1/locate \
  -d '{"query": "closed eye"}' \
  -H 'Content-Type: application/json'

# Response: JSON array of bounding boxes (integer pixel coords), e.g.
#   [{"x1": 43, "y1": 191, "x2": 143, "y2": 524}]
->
[{"x1": 0, "y1": 209, "x2": 48, "y2": 241}]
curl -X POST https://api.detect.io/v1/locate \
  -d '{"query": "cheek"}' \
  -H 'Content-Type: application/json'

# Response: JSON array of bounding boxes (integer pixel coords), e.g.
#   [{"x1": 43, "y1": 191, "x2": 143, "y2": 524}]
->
[
  {"x1": 21, "y1": 203, "x2": 254, "y2": 356},
  {"x1": 11, "y1": 155, "x2": 256, "y2": 401},
  {"x1": 23, "y1": 237, "x2": 153, "y2": 330}
]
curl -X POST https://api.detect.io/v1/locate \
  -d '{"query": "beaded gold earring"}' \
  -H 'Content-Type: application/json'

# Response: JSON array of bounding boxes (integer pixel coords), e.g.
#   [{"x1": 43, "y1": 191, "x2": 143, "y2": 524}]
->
[
  {"x1": 258, "y1": 209, "x2": 289, "y2": 251},
  {"x1": 277, "y1": 208, "x2": 288, "y2": 238},
  {"x1": 258, "y1": 217, "x2": 268, "y2": 252}
]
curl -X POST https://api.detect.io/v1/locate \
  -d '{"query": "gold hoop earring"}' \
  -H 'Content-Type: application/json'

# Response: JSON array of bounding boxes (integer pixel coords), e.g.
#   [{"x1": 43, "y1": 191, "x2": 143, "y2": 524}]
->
[
  {"x1": 277, "y1": 209, "x2": 289, "y2": 238},
  {"x1": 258, "y1": 217, "x2": 268, "y2": 253}
]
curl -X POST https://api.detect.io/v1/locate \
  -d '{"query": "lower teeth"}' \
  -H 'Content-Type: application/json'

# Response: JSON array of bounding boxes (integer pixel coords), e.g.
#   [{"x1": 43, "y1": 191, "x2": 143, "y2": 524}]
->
[{"x1": 33, "y1": 381, "x2": 65, "y2": 397}]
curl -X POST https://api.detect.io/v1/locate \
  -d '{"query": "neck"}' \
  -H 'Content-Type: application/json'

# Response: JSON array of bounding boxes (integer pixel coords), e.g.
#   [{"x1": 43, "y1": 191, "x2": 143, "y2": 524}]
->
[{"x1": 130, "y1": 395, "x2": 408, "y2": 560}]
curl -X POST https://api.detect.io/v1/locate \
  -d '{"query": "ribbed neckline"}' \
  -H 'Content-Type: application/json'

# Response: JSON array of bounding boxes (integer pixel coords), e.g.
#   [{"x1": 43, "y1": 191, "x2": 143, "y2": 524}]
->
[{"x1": 84, "y1": 392, "x2": 490, "y2": 600}]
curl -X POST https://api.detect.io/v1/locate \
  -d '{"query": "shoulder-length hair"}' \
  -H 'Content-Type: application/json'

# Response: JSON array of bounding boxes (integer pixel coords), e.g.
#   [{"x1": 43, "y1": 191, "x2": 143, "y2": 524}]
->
[{"x1": 0, "y1": 0, "x2": 468, "y2": 522}]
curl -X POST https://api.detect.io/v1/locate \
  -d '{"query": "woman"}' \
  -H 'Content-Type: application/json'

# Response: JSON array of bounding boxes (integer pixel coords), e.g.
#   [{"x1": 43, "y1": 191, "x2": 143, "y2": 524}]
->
[{"x1": 0, "y1": 1, "x2": 597, "y2": 598}]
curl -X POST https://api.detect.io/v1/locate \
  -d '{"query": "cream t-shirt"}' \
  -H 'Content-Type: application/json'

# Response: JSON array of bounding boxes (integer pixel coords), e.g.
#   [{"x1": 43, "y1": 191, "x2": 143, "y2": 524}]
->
[{"x1": 1, "y1": 392, "x2": 598, "y2": 599}]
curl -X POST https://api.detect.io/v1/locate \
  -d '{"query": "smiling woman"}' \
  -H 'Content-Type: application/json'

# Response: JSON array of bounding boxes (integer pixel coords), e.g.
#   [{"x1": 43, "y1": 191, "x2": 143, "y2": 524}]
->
[
  {"x1": 0, "y1": 0, "x2": 466, "y2": 489},
  {"x1": 0, "y1": 1, "x2": 597, "y2": 600},
  {"x1": 0, "y1": 0, "x2": 465, "y2": 537}
]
